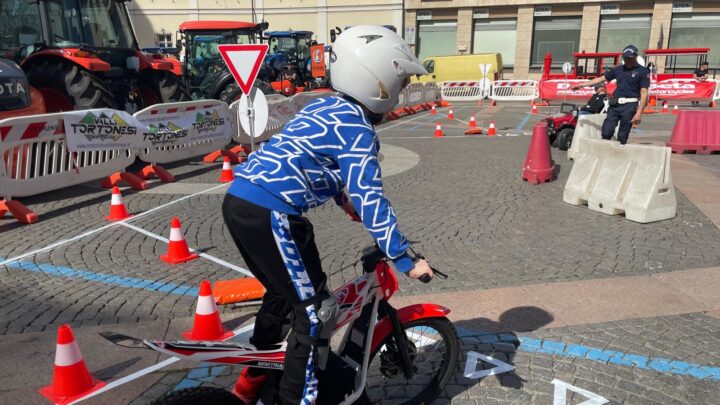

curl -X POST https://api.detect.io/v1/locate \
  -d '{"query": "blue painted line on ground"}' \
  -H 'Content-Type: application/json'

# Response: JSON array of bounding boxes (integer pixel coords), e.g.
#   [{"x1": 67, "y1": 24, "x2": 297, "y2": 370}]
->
[
  {"x1": 457, "y1": 327, "x2": 720, "y2": 381},
  {"x1": 515, "y1": 113, "x2": 532, "y2": 131},
  {"x1": 0, "y1": 256, "x2": 199, "y2": 296},
  {"x1": 174, "y1": 362, "x2": 229, "y2": 391}
]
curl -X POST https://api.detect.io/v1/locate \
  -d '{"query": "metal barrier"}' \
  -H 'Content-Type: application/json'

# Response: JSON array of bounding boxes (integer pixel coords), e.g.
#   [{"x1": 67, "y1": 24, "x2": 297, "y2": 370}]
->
[
  {"x1": 490, "y1": 80, "x2": 540, "y2": 101},
  {"x1": 440, "y1": 81, "x2": 485, "y2": 102},
  {"x1": 135, "y1": 100, "x2": 232, "y2": 167},
  {"x1": 231, "y1": 91, "x2": 339, "y2": 145},
  {"x1": 424, "y1": 82, "x2": 440, "y2": 105},
  {"x1": 406, "y1": 83, "x2": 425, "y2": 106},
  {"x1": 0, "y1": 112, "x2": 135, "y2": 221}
]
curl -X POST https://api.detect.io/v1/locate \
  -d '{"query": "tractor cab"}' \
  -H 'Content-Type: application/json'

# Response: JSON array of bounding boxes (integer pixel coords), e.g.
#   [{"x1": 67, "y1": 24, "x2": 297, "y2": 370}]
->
[
  {"x1": 0, "y1": 0, "x2": 188, "y2": 113},
  {"x1": 264, "y1": 31, "x2": 315, "y2": 93},
  {"x1": 176, "y1": 21, "x2": 270, "y2": 100}
]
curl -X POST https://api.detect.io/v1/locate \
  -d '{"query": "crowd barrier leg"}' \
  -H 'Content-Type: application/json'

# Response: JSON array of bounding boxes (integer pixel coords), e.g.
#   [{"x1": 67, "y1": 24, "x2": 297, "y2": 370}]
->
[
  {"x1": 101, "y1": 171, "x2": 149, "y2": 190},
  {"x1": 137, "y1": 164, "x2": 176, "y2": 183},
  {"x1": 203, "y1": 147, "x2": 245, "y2": 164},
  {"x1": 0, "y1": 198, "x2": 38, "y2": 224}
]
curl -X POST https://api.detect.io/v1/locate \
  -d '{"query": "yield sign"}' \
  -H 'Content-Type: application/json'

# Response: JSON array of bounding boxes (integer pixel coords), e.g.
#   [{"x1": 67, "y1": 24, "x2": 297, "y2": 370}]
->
[
  {"x1": 463, "y1": 351, "x2": 515, "y2": 379},
  {"x1": 218, "y1": 44, "x2": 269, "y2": 95}
]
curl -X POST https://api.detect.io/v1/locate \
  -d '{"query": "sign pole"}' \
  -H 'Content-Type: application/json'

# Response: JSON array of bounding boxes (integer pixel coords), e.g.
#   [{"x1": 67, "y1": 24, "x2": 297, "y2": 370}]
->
[{"x1": 248, "y1": 88, "x2": 256, "y2": 152}]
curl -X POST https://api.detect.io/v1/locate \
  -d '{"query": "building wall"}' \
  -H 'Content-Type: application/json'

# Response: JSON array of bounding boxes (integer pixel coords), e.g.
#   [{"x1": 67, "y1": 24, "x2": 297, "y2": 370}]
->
[
  {"x1": 405, "y1": 0, "x2": 720, "y2": 79},
  {"x1": 128, "y1": 0, "x2": 404, "y2": 47}
]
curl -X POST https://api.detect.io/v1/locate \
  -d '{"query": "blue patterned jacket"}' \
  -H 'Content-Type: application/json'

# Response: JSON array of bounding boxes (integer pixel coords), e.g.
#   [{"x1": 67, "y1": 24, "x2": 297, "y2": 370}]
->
[{"x1": 228, "y1": 96, "x2": 413, "y2": 272}]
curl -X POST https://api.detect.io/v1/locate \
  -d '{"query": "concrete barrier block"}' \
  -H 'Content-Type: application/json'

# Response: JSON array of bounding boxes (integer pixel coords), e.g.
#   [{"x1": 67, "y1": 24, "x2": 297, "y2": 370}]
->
[{"x1": 563, "y1": 139, "x2": 676, "y2": 223}]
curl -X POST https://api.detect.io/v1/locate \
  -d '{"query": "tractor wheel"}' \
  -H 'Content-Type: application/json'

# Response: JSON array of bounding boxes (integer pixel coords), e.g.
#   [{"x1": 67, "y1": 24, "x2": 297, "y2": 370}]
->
[
  {"x1": 141, "y1": 70, "x2": 191, "y2": 106},
  {"x1": 26, "y1": 58, "x2": 116, "y2": 112},
  {"x1": 218, "y1": 80, "x2": 276, "y2": 104}
]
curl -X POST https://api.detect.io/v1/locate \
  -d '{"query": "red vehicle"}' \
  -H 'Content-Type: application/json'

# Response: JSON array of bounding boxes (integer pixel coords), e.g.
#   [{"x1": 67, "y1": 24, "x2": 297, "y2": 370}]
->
[
  {"x1": 0, "y1": 0, "x2": 188, "y2": 114},
  {"x1": 0, "y1": 58, "x2": 46, "y2": 121},
  {"x1": 542, "y1": 51, "x2": 622, "y2": 81},
  {"x1": 545, "y1": 103, "x2": 581, "y2": 151},
  {"x1": 103, "y1": 244, "x2": 459, "y2": 404}
]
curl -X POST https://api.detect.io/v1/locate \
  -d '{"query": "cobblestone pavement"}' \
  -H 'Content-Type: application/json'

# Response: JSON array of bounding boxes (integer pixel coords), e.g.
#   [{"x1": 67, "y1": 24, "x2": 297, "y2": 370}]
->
[
  {"x1": 0, "y1": 103, "x2": 718, "y2": 404},
  {"x1": 130, "y1": 313, "x2": 720, "y2": 405}
]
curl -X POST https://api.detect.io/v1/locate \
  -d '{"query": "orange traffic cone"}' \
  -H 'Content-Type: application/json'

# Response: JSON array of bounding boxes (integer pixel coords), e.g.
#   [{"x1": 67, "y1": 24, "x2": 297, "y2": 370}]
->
[
  {"x1": 531, "y1": 104, "x2": 538, "y2": 115},
  {"x1": 434, "y1": 123, "x2": 444, "y2": 138},
  {"x1": 487, "y1": 120, "x2": 497, "y2": 136},
  {"x1": 105, "y1": 187, "x2": 132, "y2": 221},
  {"x1": 447, "y1": 109, "x2": 455, "y2": 120},
  {"x1": 218, "y1": 157, "x2": 234, "y2": 183},
  {"x1": 430, "y1": 105, "x2": 436, "y2": 115},
  {"x1": 183, "y1": 280, "x2": 234, "y2": 341},
  {"x1": 469, "y1": 115, "x2": 477, "y2": 128},
  {"x1": 662, "y1": 103, "x2": 669, "y2": 114},
  {"x1": 491, "y1": 99, "x2": 497, "y2": 107},
  {"x1": 160, "y1": 217, "x2": 199, "y2": 264},
  {"x1": 649, "y1": 96, "x2": 657, "y2": 107},
  {"x1": 40, "y1": 325, "x2": 106, "y2": 405},
  {"x1": 672, "y1": 105, "x2": 679, "y2": 115}
]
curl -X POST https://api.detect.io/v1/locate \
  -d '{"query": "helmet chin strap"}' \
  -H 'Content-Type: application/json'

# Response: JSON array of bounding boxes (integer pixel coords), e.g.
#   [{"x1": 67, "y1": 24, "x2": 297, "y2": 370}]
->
[{"x1": 341, "y1": 93, "x2": 385, "y2": 125}]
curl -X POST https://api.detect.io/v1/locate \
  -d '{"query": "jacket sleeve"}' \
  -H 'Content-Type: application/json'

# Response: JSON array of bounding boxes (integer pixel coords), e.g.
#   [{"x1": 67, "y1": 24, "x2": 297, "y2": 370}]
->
[{"x1": 336, "y1": 129, "x2": 414, "y2": 273}]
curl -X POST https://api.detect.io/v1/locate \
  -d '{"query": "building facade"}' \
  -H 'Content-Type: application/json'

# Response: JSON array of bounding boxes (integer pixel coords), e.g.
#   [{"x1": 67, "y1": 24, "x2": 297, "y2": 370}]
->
[
  {"x1": 404, "y1": 0, "x2": 720, "y2": 78},
  {"x1": 127, "y1": 0, "x2": 404, "y2": 48}
]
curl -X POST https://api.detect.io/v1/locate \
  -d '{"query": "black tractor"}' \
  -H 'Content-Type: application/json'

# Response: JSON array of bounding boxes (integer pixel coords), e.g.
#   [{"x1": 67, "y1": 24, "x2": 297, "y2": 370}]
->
[{"x1": 176, "y1": 20, "x2": 275, "y2": 103}]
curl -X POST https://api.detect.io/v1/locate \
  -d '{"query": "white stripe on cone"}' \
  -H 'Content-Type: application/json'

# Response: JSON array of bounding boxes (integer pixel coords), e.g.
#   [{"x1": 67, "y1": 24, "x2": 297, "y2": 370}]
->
[
  {"x1": 196, "y1": 294, "x2": 219, "y2": 316},
  {"x1": 169, "y1": 227, "x2": 184, "y2": 241},
  {"x1": 55, "y1": 342, "x2": 83, "y2": 366},
  {"x1": 111, "y1": 193, "x2": 122, "y2": 205},
  {"x1": 222, "y1": 160, "x2": 231, "y2": 170}
]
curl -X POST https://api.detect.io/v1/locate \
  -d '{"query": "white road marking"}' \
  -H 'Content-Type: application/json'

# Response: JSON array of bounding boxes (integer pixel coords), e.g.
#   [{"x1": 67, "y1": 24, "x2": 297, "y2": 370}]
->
[
  {"x1": 0, "y1": 183, "x2": 229, "y2": 267},
  {"x1": 119, "y1": 222, "x2": 252, "y2": 277},
  {"x1": 551, "y1": 378, "x2": 609, "y2": 405},
  {"x1": 463, "y1": 351, "x2": 515, "y2": 379},
  {"x1": 71, "y1": 323, "x2": 256, "y2": 404}
]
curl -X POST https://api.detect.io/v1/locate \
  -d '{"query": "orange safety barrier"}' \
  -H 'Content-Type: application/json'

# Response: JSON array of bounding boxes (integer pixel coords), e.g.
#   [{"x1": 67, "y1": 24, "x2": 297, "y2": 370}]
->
[{"x1": 213, "y1": 277, "x2": 266, "y2": 305}]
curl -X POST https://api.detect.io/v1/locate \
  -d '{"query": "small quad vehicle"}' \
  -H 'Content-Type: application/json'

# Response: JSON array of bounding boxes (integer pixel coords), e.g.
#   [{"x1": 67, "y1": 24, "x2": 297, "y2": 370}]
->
[{"x1": 545, "y1": 103, "x2": 579, "y2": 151}]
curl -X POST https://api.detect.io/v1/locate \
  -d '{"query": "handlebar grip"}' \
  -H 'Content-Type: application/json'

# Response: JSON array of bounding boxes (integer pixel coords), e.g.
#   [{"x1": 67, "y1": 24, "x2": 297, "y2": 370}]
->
[{"x1": 419, "y1": 274, "x2": 432, "y2": 283}]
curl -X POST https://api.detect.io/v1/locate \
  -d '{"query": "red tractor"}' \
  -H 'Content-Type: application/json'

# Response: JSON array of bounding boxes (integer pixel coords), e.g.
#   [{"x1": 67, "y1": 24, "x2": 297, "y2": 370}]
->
[{"x1": 0, "y1": 0, "x2": 188, "y2": 114}]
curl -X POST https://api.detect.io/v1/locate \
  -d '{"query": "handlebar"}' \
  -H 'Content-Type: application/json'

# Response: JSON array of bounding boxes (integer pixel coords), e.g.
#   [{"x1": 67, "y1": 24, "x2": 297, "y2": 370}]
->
[{"x1": 408, "y1": 246, "x2": 448, "y2": 283}]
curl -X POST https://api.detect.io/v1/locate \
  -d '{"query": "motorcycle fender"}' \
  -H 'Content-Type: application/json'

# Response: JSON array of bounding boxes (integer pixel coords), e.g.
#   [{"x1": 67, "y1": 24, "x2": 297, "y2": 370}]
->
[{"x1": 370, "y1": 304, "x2": 450, "y2": 352}]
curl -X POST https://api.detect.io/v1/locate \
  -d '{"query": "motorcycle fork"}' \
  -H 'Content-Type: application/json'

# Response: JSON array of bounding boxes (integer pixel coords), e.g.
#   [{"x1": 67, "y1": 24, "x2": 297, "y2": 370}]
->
[{"x1": 379, "y1": 300, "x2": 414, "y2": 380}]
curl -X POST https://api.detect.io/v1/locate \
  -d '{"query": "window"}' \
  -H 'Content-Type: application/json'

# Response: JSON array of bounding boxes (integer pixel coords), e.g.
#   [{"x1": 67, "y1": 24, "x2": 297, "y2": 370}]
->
[
  {"x1": 45, "y1": 0, "x2": 135, "y2": 49},
  {"x1": 417, "y1": 20, "x2": 457, "y2": 61},
  {"x1": 156, "y1": 33, "x2": 172, "y2": 47},
  {"x1": 669, "y1": 14, "x2": 720, "y2": 66},
  {"x1": 0, "y1": 0, "x2": 42, "y2": 61},
  {"x1": 473, "y1": 19, "x2": 516, "y2": 66},
  {"x1": 532, "y1": 17, "x2": 581, "y2": 66},
  {"x1": 598, "y1": 15, "x2": 651, "y2": 54}
]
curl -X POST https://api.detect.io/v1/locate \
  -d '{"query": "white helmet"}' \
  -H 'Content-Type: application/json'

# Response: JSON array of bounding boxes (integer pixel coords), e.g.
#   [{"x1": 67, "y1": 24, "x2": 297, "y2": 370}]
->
[{"x1": 329, "y1": 25, "x2": 427, "y2": 114}]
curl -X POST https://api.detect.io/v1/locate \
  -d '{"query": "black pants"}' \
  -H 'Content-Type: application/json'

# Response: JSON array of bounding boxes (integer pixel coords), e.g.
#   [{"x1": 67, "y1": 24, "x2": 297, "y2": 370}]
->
[
  {"x1": 222, "y1": 194, "x2": 327, "y2": 405},
  {"x1": 602, "y1": 102, "x2": 637, "y2": 145}
]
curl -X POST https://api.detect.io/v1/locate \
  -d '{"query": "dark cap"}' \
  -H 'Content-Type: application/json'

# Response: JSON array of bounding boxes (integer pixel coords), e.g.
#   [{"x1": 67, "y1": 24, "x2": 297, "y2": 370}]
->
[{"x1": 622, "y1": 45, "x2": 638, "y2": 58}]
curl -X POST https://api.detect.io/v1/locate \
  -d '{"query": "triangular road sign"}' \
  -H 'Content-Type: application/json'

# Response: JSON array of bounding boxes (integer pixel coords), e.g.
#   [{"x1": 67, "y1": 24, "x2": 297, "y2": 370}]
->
[
  {"x1": 463, "y1": 351, "x2": 515, "y2": 379},
  {"x1": 551, "y1": 379, "x2": 609, "y2": 405},
  {"x1": 218, "y1": 44, "x2": 269, "y2": 95}
]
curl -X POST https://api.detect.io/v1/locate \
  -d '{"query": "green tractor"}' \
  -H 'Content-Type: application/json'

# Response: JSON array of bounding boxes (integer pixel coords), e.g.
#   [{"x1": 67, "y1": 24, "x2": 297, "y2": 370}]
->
[
  {"x1": 175, "y1": 20, "x2": 275, "y2": 103},
  {"x1": 0, "y1": 0, "x2": 188, "y2": 113}
]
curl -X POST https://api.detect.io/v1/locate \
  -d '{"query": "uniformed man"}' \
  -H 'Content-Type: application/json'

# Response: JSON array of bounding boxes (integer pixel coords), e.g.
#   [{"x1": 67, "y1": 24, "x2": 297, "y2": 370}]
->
[{"x1": 572, "y1": 45, "x2": 650, "y2": 144}]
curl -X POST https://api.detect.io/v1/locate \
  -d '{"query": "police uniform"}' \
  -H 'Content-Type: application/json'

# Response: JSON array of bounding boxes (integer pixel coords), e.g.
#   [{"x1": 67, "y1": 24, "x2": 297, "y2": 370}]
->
[{"x1": 601, "y1": 48, "x2": 650, "y2": 144}]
